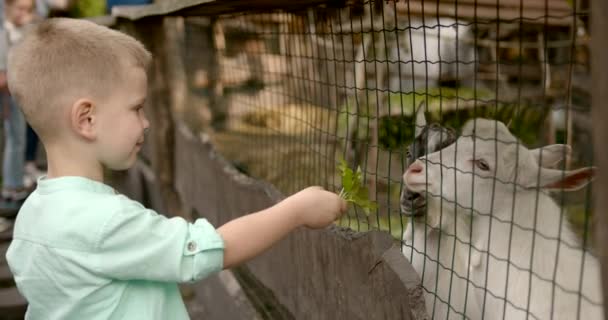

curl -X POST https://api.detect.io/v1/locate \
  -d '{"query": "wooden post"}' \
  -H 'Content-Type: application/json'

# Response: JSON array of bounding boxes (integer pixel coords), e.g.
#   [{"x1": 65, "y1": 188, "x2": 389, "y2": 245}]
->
[
  {"x1": 164, "y1": 17, "x2": 188, "y2": 116},
  {"x1": 208, "y1": 18, "x2": 227, "y2": 131},
  {"x1": 346, "y1": 33, "x2": 370, "y2": 166},
  {"x1": 591, "y1": 0, "x2": 608, "y2": 318}
]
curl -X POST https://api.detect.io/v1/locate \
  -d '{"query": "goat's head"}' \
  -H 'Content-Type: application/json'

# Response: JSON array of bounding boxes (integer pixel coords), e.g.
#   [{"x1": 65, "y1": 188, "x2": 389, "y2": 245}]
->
[
  {"x1": 404, "y1": 118, "x2": 594, "y2": 216},
  {"x1": 400, "y1": 103, "x2": 456, "y2": 217}
]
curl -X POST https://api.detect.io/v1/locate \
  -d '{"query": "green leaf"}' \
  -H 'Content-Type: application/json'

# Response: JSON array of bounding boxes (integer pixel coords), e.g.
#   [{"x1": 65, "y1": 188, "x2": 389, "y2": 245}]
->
[
  {"x1": 354, "y1": 184, "x2": 369, "y2": 203},
  {"x1": 339, "y1": 159, "x2": 355, "y2": 192},
  {"x1": 338, "y1": 159, "x2": 377, "y2": 215}
]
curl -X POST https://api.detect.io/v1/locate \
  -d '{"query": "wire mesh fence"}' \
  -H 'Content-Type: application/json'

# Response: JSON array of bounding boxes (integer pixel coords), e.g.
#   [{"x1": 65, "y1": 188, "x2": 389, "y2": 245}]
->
[{"x1": 169, "y1": 0, "x2": 597, "y2": 318}]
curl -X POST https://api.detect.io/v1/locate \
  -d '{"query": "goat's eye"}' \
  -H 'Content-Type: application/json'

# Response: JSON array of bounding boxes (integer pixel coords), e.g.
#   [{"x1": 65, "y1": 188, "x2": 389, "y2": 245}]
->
[{"x1": 475, "y1": 159, "x2": 490, "y2": 171}]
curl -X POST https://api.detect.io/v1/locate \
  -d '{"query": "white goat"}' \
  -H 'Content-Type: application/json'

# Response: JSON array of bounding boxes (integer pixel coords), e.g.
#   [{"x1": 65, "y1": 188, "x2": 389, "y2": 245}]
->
[
  {"x1": 397, "y1": 17, "x2": 476, "y2": 91},
  {"x1": 402, "y1": 115, "x2": 573, "y2": 319},
  {"x1": 404, "y1": 118, "x2": 602, "y2": 319},
  {"x1": 401, "y1": 108, "x2": 472, "y2": 320}
]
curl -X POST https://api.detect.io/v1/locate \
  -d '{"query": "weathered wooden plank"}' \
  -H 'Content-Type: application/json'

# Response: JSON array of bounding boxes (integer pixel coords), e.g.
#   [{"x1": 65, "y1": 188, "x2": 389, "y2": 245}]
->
[
  {"x1": 112, "y1": 0, "x2": 340, "y2": 21},
  {"x1": 591, "y1": 0, "x2": 608, "y2": 318},
  {"x1": 436, "y1": 0, "x2": 572, "y2": 12},
  {"x1": 395, "y1": 1, "x2": 579, "y2": 26}
]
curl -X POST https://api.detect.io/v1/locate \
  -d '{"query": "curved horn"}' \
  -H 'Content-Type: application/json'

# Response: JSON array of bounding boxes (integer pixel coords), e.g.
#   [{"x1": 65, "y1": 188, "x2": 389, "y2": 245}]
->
[{"x1": 415, "y1": 101, "x2": 427, "y2": 137}]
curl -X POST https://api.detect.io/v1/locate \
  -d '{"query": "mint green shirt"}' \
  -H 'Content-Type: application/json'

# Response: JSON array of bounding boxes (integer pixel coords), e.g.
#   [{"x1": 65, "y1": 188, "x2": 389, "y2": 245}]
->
[{"x1": 6, "y1": 176, "x2": 225, "y2": 320}]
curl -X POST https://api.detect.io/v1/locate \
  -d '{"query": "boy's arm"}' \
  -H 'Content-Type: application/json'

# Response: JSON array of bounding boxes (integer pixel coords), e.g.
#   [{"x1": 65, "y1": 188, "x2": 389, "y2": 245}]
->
[
  {"x1": 92, "y1": 187, "x2": 345, "y2": 282},
  {"x1": 217, "y1": 201, "x2": 299, "y2": 269},
  {"x1": 218, "y1": 186, "x2": 346, "y2": 269}
]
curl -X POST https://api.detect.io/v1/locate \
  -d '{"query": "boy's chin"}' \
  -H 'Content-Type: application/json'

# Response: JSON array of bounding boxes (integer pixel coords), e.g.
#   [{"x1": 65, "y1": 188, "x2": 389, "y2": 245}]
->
[{"x1": 104, "y1": 157, "x2": 138, "y2": 171}]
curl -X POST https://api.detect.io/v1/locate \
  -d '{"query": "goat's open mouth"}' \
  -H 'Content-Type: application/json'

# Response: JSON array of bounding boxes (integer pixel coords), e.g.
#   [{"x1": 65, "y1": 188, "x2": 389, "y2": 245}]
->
[
  {"x1": 401, "y1": 203, "x2": 427, "y2": 217},
  {"x1": 400, "y1": 191, "x2": 427, "y2": 217}
]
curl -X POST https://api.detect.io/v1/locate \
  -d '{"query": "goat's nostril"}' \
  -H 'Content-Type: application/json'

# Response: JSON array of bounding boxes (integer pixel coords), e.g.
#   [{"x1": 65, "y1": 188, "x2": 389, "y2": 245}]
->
[
  {"x1": 408, "y1": 162, "x2": 424, "y2": 174},
  {"x1": 405, "y1": 192, "x2": 420, "y2": 201}
]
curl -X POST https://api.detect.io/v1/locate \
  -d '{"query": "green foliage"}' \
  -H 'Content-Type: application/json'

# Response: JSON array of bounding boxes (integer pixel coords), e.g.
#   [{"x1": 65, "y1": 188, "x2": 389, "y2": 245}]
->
[
  {"x1": 339, "y1": 87, "x2": 550, "y2": 152},
  {"x1": 378, "y1": 116, "x2": 415, "y2": 150},
  {"x1": 69, "y1": 0, "x2": 106, "y2": 18},
  {"x1": 337, "y1": 159, "x2": 377, "y2": 214}
]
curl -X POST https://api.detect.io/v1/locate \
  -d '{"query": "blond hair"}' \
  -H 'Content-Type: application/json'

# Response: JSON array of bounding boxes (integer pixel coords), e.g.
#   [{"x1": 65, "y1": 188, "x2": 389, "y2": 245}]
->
[{"x1": 7, "y1": 18, "x2": 152, "y2": 141}]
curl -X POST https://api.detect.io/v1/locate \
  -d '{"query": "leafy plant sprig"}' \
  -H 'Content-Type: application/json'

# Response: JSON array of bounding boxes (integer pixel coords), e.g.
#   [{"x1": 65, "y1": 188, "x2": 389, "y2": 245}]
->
[{"x1": 338, "y1": 159, "x2": 377, "y2": 214}]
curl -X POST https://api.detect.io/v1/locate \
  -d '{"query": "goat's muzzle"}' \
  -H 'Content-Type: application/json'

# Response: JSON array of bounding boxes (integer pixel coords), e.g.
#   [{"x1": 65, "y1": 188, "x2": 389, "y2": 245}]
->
[
  {"x1": 400, "y1": 189, "x2": 426, "y2": 217},
  {"x1": 401, "y1": 160, "x2": 430, "y2": 217}
]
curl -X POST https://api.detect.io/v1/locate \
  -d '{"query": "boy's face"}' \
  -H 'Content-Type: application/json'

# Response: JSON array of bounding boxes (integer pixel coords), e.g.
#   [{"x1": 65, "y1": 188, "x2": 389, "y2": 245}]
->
[
  {"x1": 6, "y1": 0, "x2": 34, "y2": 27},
  {"x1": 95, "y1": 67, "x2": 149, "y2": 171}
]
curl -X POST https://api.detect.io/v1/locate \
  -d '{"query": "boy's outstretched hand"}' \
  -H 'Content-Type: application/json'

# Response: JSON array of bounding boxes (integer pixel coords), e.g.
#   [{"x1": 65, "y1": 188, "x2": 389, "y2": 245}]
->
[{"x1": 283, "y1": 186, "x2": 347, "y2": 229}]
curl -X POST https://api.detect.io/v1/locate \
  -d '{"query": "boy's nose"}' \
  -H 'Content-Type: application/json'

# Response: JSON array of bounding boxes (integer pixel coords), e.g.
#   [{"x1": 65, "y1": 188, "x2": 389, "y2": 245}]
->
[{"x1": 142, "y1": 116, "x2": 150, "y2": 131}]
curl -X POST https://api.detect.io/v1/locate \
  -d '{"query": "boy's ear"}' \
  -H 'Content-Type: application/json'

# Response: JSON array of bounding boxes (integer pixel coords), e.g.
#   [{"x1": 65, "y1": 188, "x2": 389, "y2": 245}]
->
[{"x1": 71, "y1": 99, "x2": 96, "y2": 141}]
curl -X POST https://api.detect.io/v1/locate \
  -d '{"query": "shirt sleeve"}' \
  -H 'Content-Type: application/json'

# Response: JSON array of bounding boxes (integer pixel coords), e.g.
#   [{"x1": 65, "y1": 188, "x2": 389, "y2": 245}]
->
[{"x1": 93, "y1": 197, "x2": 224, "y2": 283}]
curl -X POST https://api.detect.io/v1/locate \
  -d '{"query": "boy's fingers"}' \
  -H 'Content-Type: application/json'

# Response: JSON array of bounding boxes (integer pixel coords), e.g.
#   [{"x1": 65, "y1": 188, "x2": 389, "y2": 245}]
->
[{"x1": 339, "y1": 199, "x2": 348, "y2": 213}]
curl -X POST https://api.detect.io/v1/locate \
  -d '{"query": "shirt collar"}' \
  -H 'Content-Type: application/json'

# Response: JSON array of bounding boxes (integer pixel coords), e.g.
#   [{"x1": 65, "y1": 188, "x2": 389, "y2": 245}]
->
[{"x1": 36, "y1": 176, "x2": 116, "y2": 195}]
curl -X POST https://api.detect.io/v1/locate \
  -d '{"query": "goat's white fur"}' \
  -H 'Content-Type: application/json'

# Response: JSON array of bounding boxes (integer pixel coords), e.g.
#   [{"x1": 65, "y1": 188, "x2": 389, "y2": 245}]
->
[
  {"x1": 403, "y1": 118, "x2": 601, "y2": 319},
  {"x1": 403, "y1": 111, "x2": 481, "y2": 319}
]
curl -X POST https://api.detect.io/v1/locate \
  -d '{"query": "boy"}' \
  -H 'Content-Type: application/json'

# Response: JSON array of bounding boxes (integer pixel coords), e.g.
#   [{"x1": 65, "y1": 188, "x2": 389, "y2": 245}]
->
[{"x1": 5, "y1": 18, "x2": 347, "y2": 319}]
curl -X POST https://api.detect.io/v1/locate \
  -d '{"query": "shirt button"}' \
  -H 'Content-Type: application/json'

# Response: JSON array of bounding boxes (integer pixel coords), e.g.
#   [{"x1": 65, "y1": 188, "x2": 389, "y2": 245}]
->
[{"x1": 187, "y1": 241, "x2": 197, "y2": 252}]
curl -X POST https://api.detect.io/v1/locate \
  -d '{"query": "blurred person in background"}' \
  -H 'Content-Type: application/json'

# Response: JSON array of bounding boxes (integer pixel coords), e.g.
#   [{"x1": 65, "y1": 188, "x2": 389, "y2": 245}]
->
[{"x1": 0, "y1": 0, "x2": 36, "y2": 205}]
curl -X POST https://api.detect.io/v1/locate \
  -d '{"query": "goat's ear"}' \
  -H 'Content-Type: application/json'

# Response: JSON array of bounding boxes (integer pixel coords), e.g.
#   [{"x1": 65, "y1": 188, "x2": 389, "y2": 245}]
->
[
  {"x1": 530, "y1": 144, "x2": 572, "y2": 168},
  {"x1": 532, "y1": 167, "x2": 596, "y2": 191},
  {"x1": 415, "y1": 101, "x2": 427, "y2": 137}
]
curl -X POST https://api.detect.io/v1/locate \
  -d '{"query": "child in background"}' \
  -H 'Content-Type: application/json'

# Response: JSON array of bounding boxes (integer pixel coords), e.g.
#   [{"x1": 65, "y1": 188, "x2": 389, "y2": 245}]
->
[{"x1": 0, "y1": 0, "x2": 35, "y2": 204}]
